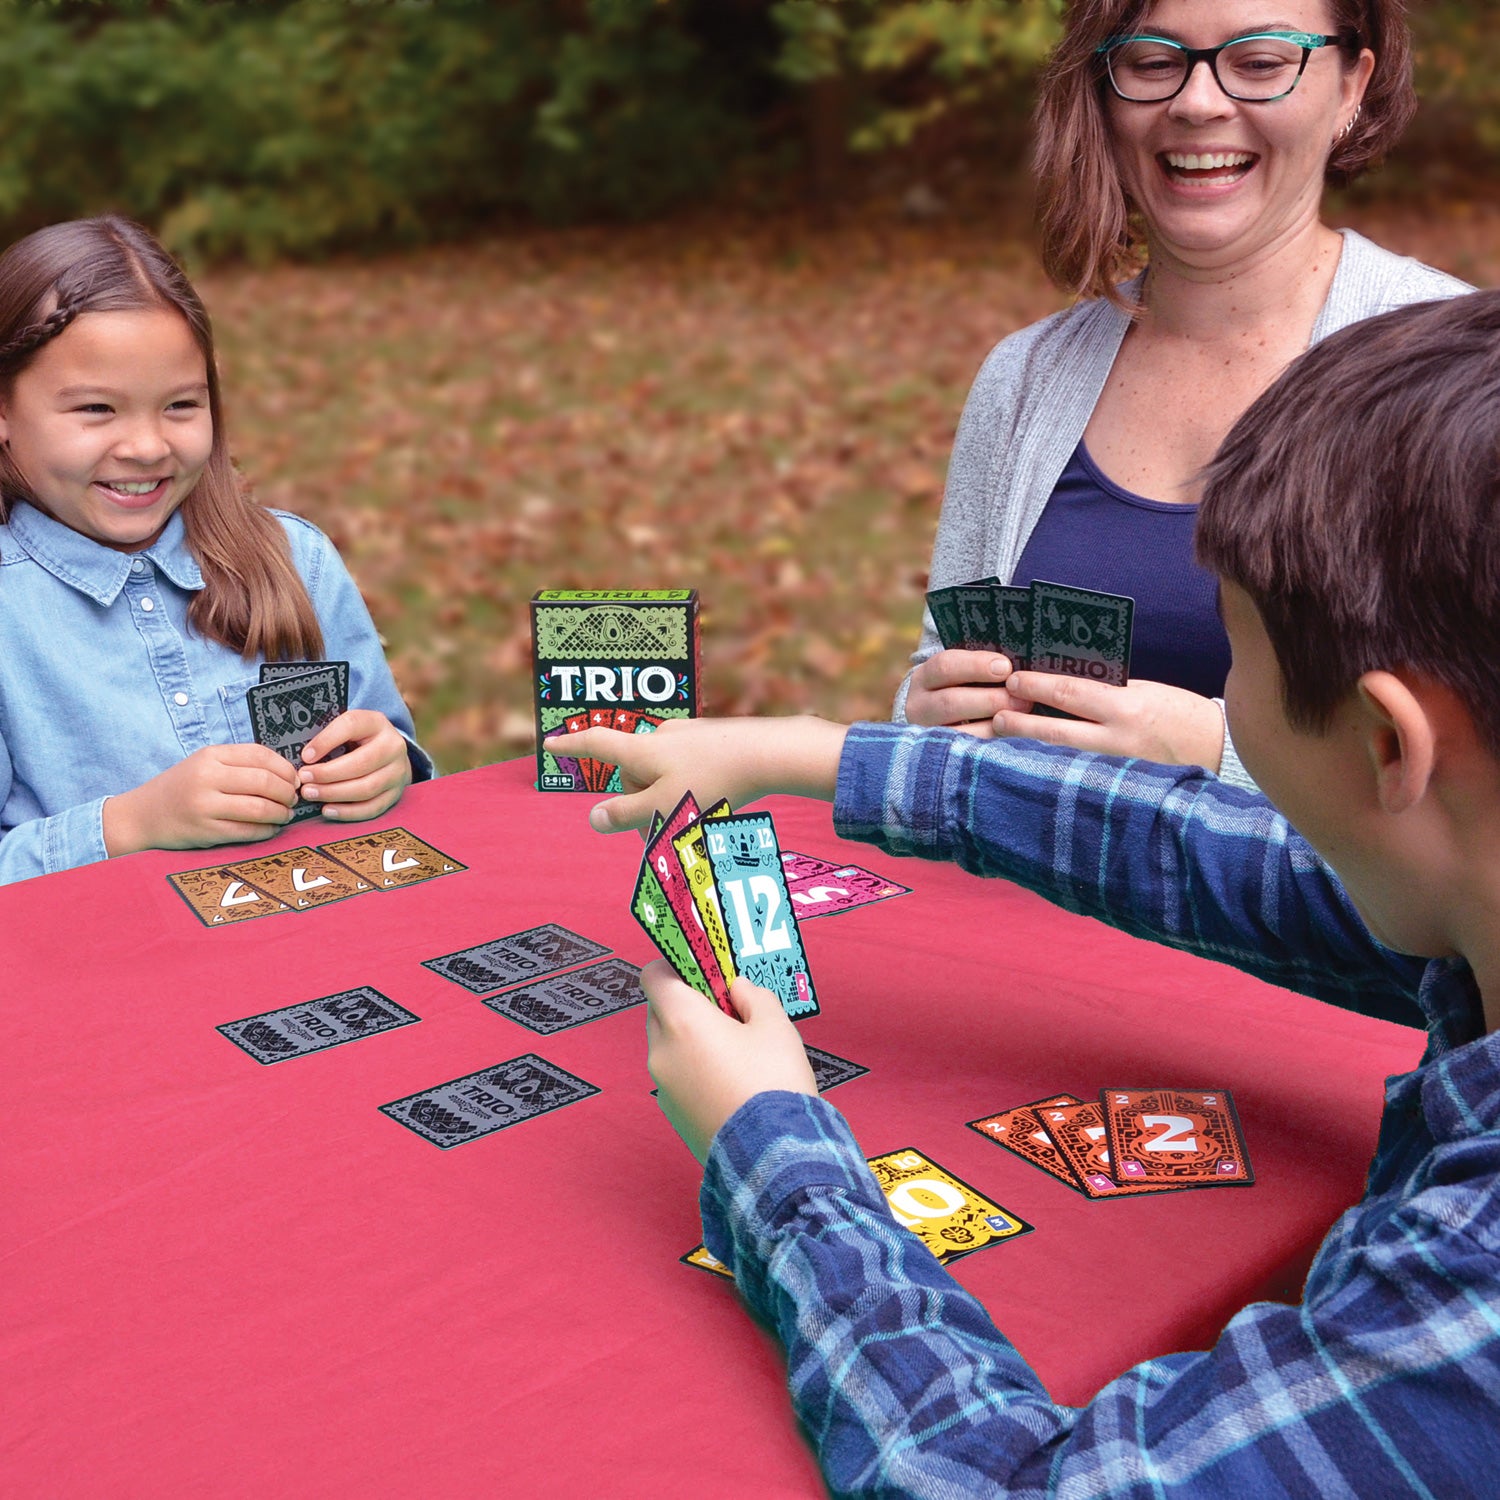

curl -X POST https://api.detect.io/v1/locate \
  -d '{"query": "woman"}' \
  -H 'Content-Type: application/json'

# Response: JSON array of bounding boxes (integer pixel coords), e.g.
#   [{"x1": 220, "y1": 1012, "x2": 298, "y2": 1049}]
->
[{"x1": 899, "y1": 0, "x2": 1469, "y2": 786}]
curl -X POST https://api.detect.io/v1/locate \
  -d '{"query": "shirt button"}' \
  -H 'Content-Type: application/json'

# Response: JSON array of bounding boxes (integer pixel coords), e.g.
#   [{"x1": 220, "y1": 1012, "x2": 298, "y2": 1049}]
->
[
  {"x1": 130, "y1": 559, "x2": 145, "y2": 574},
  {"x1": 173, "y1": 692, "x2": 189, "y2": 707},
  {"x1": 140, "y1": 597, "x2": 155, "y2": 612}
]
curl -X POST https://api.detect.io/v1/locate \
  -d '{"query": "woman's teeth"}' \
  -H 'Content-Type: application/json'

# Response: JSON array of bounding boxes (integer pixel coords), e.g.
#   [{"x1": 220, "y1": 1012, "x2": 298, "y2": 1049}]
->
[
  {"x1": 100, "y1": 480, "x2": 164, "y2": 495},
  {"x1": 1164, "y1": 151, "x2": 1255, "y2": 171}
]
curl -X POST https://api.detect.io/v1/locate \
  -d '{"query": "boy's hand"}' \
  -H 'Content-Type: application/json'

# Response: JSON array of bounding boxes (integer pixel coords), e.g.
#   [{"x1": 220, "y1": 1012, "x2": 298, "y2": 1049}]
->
[
  {"x1": 545, "y1": 715, "x2": 848, "y2": 835},
  {"x1": 103, "y1": 744, "x2": 298, "y2": 856},
  {"x1": 298, "y1": 709, "x2": 412, "y2": 821},
  {"x1": 644, "y1": 961, "x2": 818, "y2": 1164},
  {"x1": 993, "y1": 676, "x2": 1228, "y2": 772},
  {"x1": 905, "y1": 648, "x2": 1022, "y2": 734}
]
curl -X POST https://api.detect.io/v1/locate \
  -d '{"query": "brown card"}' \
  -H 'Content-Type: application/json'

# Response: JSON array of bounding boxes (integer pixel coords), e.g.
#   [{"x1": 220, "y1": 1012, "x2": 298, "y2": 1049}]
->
[
  {"x1": 318, "y1": 827, "x2": 467, "y2": 889},
  {"x1": 1035, "y1": 1100, "x2": 1179, "y2": 1199},
  {"x1": 167, "y1": 865, "x2": 291, "y2": 927},
  {"x1": 224, "y1": 846, "x2": 372, "y2": 912}
]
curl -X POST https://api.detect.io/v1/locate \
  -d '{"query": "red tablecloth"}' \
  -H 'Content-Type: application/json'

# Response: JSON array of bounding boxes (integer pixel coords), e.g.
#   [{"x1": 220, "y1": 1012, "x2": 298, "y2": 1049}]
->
[{"x1": 5, "y1": 758, "x2": 1424, "y2": 1497}]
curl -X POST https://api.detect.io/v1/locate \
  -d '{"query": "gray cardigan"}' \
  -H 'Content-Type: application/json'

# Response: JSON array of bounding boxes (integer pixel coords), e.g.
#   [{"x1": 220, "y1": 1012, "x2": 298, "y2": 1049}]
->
[{"x1": 894, "y1": 229, "x2": 1472, "y2": 787}]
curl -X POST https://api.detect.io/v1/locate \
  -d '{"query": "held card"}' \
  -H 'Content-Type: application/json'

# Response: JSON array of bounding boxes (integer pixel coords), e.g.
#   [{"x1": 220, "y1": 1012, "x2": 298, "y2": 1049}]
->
[
  {"x1": 1100, "y1": 1087, "x2": 1254, "y2": 1186},
  {"x1": 318, "y1": 828, "x2": 466, "y2": 889},
  {"x1": 867, "y1": 1148, "x2": 1032, "y2": 1263},
  {"x1": 483, "y1": 959, "x2": 645, "y2": 1034},
  {"x1": 380, "y1": 1054, "x2": 599, "y2": 1148},
  {"x1": 953, "y1": 583, "x2": 1001, "y2": 652},
  {"x1": 167, "y1": 865, "x2": 291, "y2": 927},
  {"x1": 992, "y1": 584, "x2": 1033, "y2": 671},
  {"x1": 671, "y1": 821, "x2": 740, "y2": 1000},
  {"x1": 423, "y1": 924, "x2": 612, "y2": 994},
  {"x1": 925, "y1": 586, "x2": 966, "y2": 652},
  {"x1": 246, "y1": 665, "x2": 344, "y2": 821},
  {"x1": 645, "y1": 794, "x2": 734, "y2": 1011},
  {"x1": 218, "y1": 986, "x2": 418, "y2": 1064},
  {"x1": 260, "y1": 659, "x2": 351, "y2": 705},
  {"x1": 968, "y1": 1094, "x2": 1086, "y2": 1191},
  {"x1": 631, "y1": 854, "x2": 713, "y2": 1000},
  {"x1": 701, "y1": 811, "x2": 817, "y2": 1020},
  {"x1": 1029, "y1": 580, "x2": 1135, "y2": 688}
]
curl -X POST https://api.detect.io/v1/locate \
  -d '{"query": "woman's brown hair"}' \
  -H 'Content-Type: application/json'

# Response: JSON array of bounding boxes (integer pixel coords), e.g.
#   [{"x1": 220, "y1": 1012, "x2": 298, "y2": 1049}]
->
[
  {"x1": 1032, "y1": 0, "x2": 1417, "y2": 305},
  {"x1": 0, "y1": 216, "x2": 323, "y2": 660}
]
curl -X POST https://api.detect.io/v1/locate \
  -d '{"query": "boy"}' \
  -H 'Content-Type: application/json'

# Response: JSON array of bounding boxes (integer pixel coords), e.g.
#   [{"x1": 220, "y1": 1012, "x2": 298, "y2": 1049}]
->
[{"x1": 549, "y1": 292, "x2": 1500, "y2": 1496}]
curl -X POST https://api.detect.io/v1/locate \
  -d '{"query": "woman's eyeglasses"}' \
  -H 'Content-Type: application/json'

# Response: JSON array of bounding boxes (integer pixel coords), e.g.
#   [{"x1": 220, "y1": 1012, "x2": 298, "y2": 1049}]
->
[{"x1": 1096, "y1": 31, "x2": 1343, "y2": 104}]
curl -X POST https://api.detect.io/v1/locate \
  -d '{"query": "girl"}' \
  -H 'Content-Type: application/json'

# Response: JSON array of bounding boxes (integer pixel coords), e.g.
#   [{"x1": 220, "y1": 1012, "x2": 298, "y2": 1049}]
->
[{"x1": 0, "y1": 216, "x2": 432, "y2": 885}]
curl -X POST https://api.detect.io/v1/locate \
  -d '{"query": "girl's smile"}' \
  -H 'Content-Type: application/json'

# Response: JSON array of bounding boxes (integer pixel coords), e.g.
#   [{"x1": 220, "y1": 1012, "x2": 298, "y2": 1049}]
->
[{"x1": 0, "y1": 306, "x2": 212, "y2": 552}]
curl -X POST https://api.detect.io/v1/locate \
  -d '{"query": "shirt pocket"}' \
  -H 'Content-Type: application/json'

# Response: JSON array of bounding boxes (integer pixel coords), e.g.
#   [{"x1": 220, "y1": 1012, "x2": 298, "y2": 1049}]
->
[{"x1": 218, "y1": 675, "x2": 261, "y2": 745}]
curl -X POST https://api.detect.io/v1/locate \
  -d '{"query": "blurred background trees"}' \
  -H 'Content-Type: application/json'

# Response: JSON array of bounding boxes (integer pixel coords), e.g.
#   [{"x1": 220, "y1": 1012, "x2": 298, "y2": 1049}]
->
[
  {"x1": 3, "y1": 1, "x2": 1494, "y2": 770},
  {"x1": 2, "y1": 0, "x2": 1494, "y2": 262}
]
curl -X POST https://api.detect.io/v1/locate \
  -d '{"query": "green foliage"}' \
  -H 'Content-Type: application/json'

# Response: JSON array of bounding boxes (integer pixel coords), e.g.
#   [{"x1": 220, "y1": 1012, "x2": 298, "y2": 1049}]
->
[
  {"x1": 0, "y1": 0, "x2": 759, "y2": 260},
  {"x1": 0, "y1": 0, "x2": 1492, "y2": 261}
]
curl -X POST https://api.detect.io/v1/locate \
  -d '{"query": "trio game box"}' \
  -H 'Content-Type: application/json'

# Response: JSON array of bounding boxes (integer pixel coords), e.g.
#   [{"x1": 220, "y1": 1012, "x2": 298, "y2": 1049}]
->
[{"x1": 531, "y1": 590, "x2": 700, "y2": 793}]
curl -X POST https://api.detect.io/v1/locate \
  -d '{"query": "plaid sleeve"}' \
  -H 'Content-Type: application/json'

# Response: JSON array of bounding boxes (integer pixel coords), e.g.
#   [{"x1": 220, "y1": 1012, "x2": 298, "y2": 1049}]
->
[
  {"x1": 833, "y1": 723, "x2": 1426, "y2": 1026},
  {"x1": 702, "y1": 1090, "x2": 1500, "y2": 1499}
]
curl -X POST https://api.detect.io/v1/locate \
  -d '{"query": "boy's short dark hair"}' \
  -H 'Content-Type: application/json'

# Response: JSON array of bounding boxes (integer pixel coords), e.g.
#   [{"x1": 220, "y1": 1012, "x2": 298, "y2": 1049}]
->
[{"x1": 1197, "y1": 290, "x2": 1500, "y2": 752}]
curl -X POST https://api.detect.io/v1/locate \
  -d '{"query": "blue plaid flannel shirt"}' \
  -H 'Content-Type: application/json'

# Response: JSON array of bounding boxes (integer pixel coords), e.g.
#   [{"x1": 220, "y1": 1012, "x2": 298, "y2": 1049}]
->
[{"x1": 700, "y1": 724, "x2": 1500, "y2": 1498}]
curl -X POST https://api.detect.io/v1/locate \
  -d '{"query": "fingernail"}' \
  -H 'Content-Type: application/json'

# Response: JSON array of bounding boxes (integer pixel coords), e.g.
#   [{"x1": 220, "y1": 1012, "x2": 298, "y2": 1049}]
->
[
  {"x1": 301, "y1": 783, "x2": 320, "y2": 800},
  {"x1": 990, "y1": 657, "x2": 1011, "y2": 677},
  {"x1": 587, "y1": 803, "x2": 611, "y2": 833}
]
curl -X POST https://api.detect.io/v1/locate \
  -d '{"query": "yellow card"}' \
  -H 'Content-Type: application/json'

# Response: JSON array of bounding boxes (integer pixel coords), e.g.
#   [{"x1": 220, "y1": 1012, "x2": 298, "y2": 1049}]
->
[
  {"x1": 672, "y1": 822, "x2": 738, "y2": 992},
  {"x1": 867, "y1": 1148, "x2": 1031, "y2": 1263},
  {"x1": 681, "y1": 1243, "x2": 733, "y2": 1279}
]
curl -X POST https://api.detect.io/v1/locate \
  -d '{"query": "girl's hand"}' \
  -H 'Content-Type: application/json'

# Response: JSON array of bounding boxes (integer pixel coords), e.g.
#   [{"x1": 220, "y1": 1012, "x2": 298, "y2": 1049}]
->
[
  {"x1": 546, "y1": 715, "x2": 848, "y2": 836},
  {"x1": 994, "y1": 674, "x2": 1227, "y2": 771},
  {"x1": 297, "y1": 709, "x2": 412, "y2": 821},
  {"x1": 103, "y1": 744, "x2": 298, "y2": 856},
  {"x1": 905, "y1": 649, "x2": 1021, "y2": 735},
  {"x1": 644, "y1": 961, "x2": 818, "y2": 1165}
]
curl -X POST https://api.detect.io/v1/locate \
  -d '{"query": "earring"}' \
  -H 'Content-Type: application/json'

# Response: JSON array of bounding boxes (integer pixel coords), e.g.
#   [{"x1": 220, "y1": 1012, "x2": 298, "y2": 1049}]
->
[{"x1": 1335, "y1": 104, "x2": 1362, "y2": 144}]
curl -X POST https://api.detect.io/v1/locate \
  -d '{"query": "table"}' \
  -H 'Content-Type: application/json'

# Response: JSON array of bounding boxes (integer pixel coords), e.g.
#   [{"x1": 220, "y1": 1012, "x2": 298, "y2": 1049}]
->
[{"x1": 4, "y1": 758, "x2": 1425, "y2": 1497}]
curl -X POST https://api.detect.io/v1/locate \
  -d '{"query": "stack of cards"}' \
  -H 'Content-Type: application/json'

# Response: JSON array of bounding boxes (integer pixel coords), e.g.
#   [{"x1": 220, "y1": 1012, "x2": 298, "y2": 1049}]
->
[
  {"x1": 247, "y1": 660, "x2": 350, "y2": 820},
  {"x1": 684, "y1": 1145, "x2": 1030, "y2": 1277},
  {"x1": 970, "y1": 1087, "x2": 1253, "y2": 1198},
  {"x1": 631, "y1": 792, "x2": 817, "y2": 1020},
  {"x1": 168, "y1": 828, "x2": 465, "y2": 927},
  {"x1": 926, "y1": 577, "x2": 1135, "y2": 687},
  {"x1": 532, "y1": 590, "x2": 699, "y2": 794},
  {"x1": 779, "y1": 851, "x2": 911, "y2": 920}
]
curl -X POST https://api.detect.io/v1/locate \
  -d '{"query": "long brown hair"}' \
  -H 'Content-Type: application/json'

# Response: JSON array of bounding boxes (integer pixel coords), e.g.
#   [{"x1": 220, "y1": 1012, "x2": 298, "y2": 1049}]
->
[
  {"x1": 1032, "y1": 0, "x2": 1417, "y2": 306},
  {"x1": 0, "y1": 217, "x2": 322, "y2": 660},
  {"x1": 1197, "y1": 291, "x2": 1500, "y2": 755}
]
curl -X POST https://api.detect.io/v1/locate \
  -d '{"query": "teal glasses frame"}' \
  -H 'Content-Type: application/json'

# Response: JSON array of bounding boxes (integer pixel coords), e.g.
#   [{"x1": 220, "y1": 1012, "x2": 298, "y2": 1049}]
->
[{"x1": 1095, "y1": 31, "x2": 1343, "y2": 104}]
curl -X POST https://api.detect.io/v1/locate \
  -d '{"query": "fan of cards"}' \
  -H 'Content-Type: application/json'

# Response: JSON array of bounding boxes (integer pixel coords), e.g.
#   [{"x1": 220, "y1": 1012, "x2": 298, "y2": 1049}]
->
[
  {"x1": 168, "y1": 827, "x2": 465, "y2": 927},
  {"x1": 551, "y1": 707, "x2": 668, "y2": 793},
  {"x1": 971, "y1": 1087, "x2": 1254, "y2": 1197},
  {"x1": 246, "y1": 659, "x2": 351, "y2": 820},
  {"x1": 632, "y1": 792, "x2": 818, "y2": 1021},
  {"x1": 926, "y1": 577, "x2": 1135, "y2": 687}
]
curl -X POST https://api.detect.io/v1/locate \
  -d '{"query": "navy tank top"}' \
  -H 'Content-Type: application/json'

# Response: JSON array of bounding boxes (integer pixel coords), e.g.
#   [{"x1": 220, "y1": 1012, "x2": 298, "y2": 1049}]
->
[{"x1": 1011, "y1": 442, "x2": 1231, "y2": 699}]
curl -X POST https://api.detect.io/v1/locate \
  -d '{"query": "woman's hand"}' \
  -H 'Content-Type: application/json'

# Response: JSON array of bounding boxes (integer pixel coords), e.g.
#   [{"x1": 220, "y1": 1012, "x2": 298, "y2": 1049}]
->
[
  {"x1": 298, "y1": 709, "x2": 412, "y2": 821},
  {"x1": 645, "y1": 961, "x2": 818, "y2": 1164},
  {"x1": 103, "y1": 744, "x2": 298, "y2": 855},
  {"x1": 905, "y1": 649, "x2": 1023, "y2": 735},
  {"x1": 993, "y1": 673, "x2": 1226, "y2": 770}
]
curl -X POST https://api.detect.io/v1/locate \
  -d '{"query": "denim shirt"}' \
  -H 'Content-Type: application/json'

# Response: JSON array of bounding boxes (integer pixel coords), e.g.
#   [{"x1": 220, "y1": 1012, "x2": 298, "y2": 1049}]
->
[{"x1": 0, "y1": 501, "x2": 434, "y2": 885}]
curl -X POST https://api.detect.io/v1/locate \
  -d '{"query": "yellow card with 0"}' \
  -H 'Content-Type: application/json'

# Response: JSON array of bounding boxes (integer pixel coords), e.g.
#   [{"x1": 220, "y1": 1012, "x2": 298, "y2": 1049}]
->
[{"x1": 684, "y1": 1146, "x2": 1029, "y2": 1276}]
